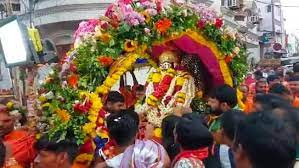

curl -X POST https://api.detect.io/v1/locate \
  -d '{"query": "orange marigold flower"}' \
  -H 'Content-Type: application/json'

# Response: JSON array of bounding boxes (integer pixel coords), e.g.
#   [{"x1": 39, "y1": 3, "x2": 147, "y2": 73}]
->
[
  {"x1": 97, "y1": 56, "x2": 113, "y2": 67},
  {"x1": 124, "y1": 40, "x2": 138, "y2": 52},
  {"x1": 56, "y1": 109, "x2": 71, "y2": 122},
  {"x1": 155, "y1": 18, "x2": 172, "y2": 33},
  {"x1": 99, "y1": 33, "x2": 112, "y2": 43},
  {"x1": 67, "y1": 74, "x2": 78, "y2": 88}
]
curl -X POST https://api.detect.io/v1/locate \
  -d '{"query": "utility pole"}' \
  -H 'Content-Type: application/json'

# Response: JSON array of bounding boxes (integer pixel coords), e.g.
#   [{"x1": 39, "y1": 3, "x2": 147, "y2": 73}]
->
[
  {"x1": 271, "y1": 0, "x2": 276, "y2": 42},
  {"x1": 28, "y1": 0, "x2": 34, "y2": 27}
]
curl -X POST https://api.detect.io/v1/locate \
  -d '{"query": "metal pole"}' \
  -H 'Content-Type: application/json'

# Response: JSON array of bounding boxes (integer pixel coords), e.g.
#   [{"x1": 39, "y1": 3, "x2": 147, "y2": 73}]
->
[
  {"x1": 271, "y1": 0, "x2": 276, "y2": 42},
  {"x1": 29, "y1": 0, "x2": 34, "y2": 27}
]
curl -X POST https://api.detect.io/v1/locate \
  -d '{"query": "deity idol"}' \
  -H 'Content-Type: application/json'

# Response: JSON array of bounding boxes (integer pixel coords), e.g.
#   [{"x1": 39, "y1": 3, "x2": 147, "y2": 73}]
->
[{"x1": 144, "y1": 50, "x2": 196, "y2": 127}]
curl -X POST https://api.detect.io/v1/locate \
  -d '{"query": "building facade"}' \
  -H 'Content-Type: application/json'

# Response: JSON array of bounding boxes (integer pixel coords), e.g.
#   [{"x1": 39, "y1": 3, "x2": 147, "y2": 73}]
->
[
  {"x1": 257, "y1": 0, "x2": 287, "y2": 59},
  {"x1": 19, "y1": 0, "x2": 113, "y2": 57}
]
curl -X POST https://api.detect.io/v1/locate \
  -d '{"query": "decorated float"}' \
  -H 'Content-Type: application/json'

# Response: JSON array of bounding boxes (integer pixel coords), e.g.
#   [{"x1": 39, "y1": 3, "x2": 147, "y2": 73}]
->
[{"x1": 36, "y1": 0, "x2": 248, "y2": 165}]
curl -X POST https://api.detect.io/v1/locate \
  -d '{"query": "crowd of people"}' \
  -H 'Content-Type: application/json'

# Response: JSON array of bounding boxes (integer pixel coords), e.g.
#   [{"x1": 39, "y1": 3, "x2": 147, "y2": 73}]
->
[{"x1": 1, "y1": 64, "x2": 299, "y2": 168}]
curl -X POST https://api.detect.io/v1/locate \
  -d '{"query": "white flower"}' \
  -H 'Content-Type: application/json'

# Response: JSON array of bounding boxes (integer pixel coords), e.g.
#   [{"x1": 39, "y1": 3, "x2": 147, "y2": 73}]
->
[{"x1": 45, "y1": 91, "x2": 54, "y2": 99}]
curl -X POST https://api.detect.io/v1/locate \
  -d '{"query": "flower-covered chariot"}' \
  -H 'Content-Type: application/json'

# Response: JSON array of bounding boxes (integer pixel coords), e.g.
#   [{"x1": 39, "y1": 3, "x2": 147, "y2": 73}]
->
[{"x1": 36, "y1": 0, "x2": 248, "y2": 165}]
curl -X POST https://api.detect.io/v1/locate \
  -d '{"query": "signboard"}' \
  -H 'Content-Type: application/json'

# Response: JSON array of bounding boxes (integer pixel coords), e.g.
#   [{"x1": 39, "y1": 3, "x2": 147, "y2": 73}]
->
[
  {"x1": 260, "y1": 33, "x2": 273, "y2": 43},
  {"x1": 259, "y1": 59, "x2": 281, "y2": 66}
]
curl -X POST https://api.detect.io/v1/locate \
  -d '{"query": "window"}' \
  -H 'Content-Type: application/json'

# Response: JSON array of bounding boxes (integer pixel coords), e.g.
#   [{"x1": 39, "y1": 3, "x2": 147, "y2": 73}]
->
[
  {"x1": 267, "y1": 5, "x2": 272, "y2": 12},
  {"x1": 12, "y1": 3, "x2": 20, "y2": 12}
]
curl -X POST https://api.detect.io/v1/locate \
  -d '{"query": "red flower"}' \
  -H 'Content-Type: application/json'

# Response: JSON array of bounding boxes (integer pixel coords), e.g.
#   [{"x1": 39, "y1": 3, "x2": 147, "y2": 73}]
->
[
  {"x1": 74, "y1": 101, "x2": 92, "y2": 114},
  {"x1": 122, "y1": 0, "x2": 133, "y2": 4},
  {"x1": 225, "y1": 56, "x2": 233, "y2": 63},
  {"x1": 97, "y1": 56, "x2": 114, "y2": 67},
  {"x1": 67, "y1": 74, "x2": 78, "y2": 88},
  {"x1": 215, "y1": 18, "x2": 223, "y2": 29},
  {"x1": 156, "y1": 1, "x2": 162, "y2": 13},
  {"x1": 197, "y1": 20, "x2": 206, "y2": 29},
  {"x1": 155, "y1": 18, "x2": 172, "y2": 33}
]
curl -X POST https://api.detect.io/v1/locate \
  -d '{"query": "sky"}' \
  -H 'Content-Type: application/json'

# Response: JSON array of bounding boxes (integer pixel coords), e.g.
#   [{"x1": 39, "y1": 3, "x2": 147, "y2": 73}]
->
[{"x1": 281, "y1": 0, "x2": 299, "y2": 35}]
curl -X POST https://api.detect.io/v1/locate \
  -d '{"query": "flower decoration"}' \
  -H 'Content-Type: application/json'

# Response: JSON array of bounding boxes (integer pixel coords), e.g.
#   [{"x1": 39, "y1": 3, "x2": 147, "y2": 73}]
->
[
  {"x1": 124, "y1": 40, "x2": 138, "y2": 52},
  {"x1": 97, "y1": 56, "x2": 114, "y2": 67},
  {"x1": 99, "y1": 33, "x2": 112, "y2": 43},
  {"x1": 141, "y1": 11, "x2": 151, "y2": 23},
  {"x1": 215, "y1": 18, "x2": 223, "y2": 29},
  {"x1": 67, "y1": 74, "x2": 78, "y2": 88},
  {"x1": 56, "y1": 109, "x2": 71, "y2": 123},
  {"x1": 155, "y1": 18, "x2": 172, "y2": 33},
  {"x1": 37, "y1": 0, "x2": 248, "y2": 152}
]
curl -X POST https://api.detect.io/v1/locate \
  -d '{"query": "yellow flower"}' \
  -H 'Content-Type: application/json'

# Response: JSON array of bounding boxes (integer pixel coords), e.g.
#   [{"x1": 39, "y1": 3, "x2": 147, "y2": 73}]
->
[
  {"x1": 177, "y1": 92, "x2": 186, "y2": 99},
  {"x1": 99, "y1": 33, "x2": 112, "y2": 43},
  {"x1": 104, "y1": 77, "x2": 116, "y2": 88},
  {"x1": 111, "y1": 74, "x2": 120, "y2": 80},
  {"x1": 38, "y1": 96, "x2": 47, "y2": 103},
  {"x1": 97, "y1": 117, "x2": 104, "y2": 125},
  {"x1": 166, "y1": 68, "x2": 176, "y2": 76},
  {"x1": 88, "y1": 115, "x2": 97, "y2": 123},
  {"x1": 152, "y1": 73, "x2": 162, "y2": 83},
  {"x1": 75, "y1": 153, "x2": 94, "y2": 163},
  {"x1": 176, "y1": 77, "x2": 186, "y2": 86},
  {"x1": 141, "y1": 11, "x2": 151, "y2": 23},
  {"x1": 56, "y1": 109, "x2": 71, "y2": 122},
  {"x1": 124, "y1": 40, "x2": 138, "y2": 52},
  {"x1": 154, "y1": 128, "x2": 162, "y2": 138},
  {"x1": 96, "y1": 86, "x2": 109, "y2": 95},
  {"x1": 6, "y1": 102, "x2": 14, "y2": 110},
  {"x1": 83, "y1": 123, "x2": 96, "y2": 134}
]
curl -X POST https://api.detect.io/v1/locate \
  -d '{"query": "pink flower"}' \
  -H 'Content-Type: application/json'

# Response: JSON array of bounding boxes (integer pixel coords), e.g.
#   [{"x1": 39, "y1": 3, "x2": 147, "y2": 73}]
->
[
  {"x1": 74, "y1": 19, "x2": 101, "y2": 39},
  {"x1": 124, "y1": 11, "x2": 145, "y2": 26},
  {"x1": 144, "y1": 28, "x2": 151, "y2": 34},
  {"x1": 145, "y1": 8, "x2": 158, "y2": 16},
  {"x1": 171, "y1": 0, "x2": 185, "y2": 5},
  {"x1": 118, "y1": 0, "x2": 133, "y2": 5}
]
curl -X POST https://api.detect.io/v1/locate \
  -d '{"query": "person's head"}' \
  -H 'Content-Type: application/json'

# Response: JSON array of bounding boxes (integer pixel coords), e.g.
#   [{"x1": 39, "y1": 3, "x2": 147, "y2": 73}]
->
[
  {"x1": 135, "y1": 85, "x2": 145, "y2": 100},
  {"x1": 269, "y1": 83, "x2": 293, "y2": 103},
  {"x1": 120, "y1": 139, "x2": 171, "y2": 168},
  {"x1": 267, "y1": 74, "x2": 280, "y2": 86},
  {"x1": 293, "y1": 63, "x2": 299, "y2": 74},
  {"x1": 253, "y1": 93, "x2": 290, "y2": 112},
  {"x1": 254, "y1": 70, "x2": 263, "y2": 80},
  {"x1": 220, "y1": 110, "x2": 245, "y2": 147},
  {"x1": 208, "y1": 84, "x2": 237, "y2": 115},
  {"x1": 105, "y1": 91, "x2": 125, "y2": 113},
  {"x1": 288, "y1": 76, "x2": 299, "y2": 96},
  {"x1": 0, "y1": 141, "x2": 5, "y2": 168},
  {"x1": 0, "y1": 110, "x2": 14, "y2": 138},
  {"x1": 255, "y1": 78, "x2": 268, "y2": 94},
  {"x1": 239, "y1": 85, "x2": 249, "y2": 102},
  {"x1": 175, "y1": 113, "x2": 213, "y2": 150},
  {"x1": 162, "y1": 115, "x2": 181, "y2": 160},
  {"x1": 233, "y1": 112, "x2": 296, "y2": 168},
  {"x1": 34, "y1": 135, "x2": 79, "y2": 168},
  {"x1": 106, "y1": 110, "x2": 139, "y2": 147}
]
